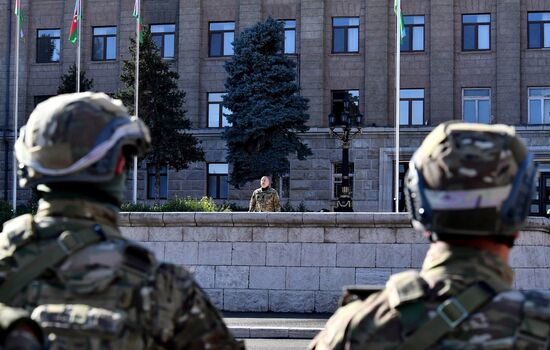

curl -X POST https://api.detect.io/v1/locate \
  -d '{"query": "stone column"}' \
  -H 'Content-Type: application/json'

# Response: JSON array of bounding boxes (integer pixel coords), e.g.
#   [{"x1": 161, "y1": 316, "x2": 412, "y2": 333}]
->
[
  {"x1": 299, "y1": 0, "x2": 324, "y2": 126},
  {"x1": 496, "y1": 0, "x2": 521, "y2": 125},
  {"x1": 238, "y1": 0, "x2": 262, "y2": 32},
  {"x1": 178, "y1": 0, "x2": 202, "y2": 127},
  {"x1": 429, "y1": 0, "x2": 454, "y2": 124},
  {"x1": 365, "y1": 0, "x2": 388, "y2": 127}
]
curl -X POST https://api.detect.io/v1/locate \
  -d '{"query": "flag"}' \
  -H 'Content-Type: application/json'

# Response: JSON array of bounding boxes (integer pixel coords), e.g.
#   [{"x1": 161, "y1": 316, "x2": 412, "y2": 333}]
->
[
  {"x1": 69, "y1": 0, "x2": 80, "y2": 44},
  {"x1": 394, "y1": 0, "x2": 405, "y2": 41},
  {"x1": 133, "y1": 0, "x2": 143, "y2": 43},
  {"x1": 14, "y1": 0, "x2": 23, "y2": 38}
]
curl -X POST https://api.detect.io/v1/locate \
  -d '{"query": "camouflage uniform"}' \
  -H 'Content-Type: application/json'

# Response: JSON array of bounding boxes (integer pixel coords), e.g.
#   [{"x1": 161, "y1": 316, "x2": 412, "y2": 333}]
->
[
  {"x1": 310, "y1": 243, "x2": 550, "y2": 349},
  {"x1": 249, "y1": 187, "x2": 281, "y2": 212},
  {"x1": 0, "y1": 93, "x2": 244, "y2": 349},
  {"x1": 310, "y1": 122, "x2": 548, "y2": 350}
]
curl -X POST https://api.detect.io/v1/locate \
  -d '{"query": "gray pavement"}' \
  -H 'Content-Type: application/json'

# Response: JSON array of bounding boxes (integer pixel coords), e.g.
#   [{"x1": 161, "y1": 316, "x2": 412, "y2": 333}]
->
[{"x1": 224, "y1": 312, "x2": 330, "y2": 340}]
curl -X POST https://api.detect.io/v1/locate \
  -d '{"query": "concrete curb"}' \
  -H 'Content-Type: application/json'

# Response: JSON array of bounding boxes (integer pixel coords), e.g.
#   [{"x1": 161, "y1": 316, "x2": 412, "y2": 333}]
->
[{"x1": 229, "y1": 326, "x2": 322, "y2": 339}]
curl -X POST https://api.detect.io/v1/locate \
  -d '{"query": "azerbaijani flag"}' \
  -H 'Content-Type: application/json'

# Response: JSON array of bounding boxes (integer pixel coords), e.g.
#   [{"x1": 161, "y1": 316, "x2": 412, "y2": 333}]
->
[
  {"x1": 394, "y1": 0, "x2": 405, "y2": 41},
  {"x1": 69, "y1": 0, "x2": 80, "y2": 44},
  {"x1": 133, "y1": 0, "x2": 143, "y2": 43},
  {"x1": 14, "y1": 0, "x2": 23, "y2": 38}
]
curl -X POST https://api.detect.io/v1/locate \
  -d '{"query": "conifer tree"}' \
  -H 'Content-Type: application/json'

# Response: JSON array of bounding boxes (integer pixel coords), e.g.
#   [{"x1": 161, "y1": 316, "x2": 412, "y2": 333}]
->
[
  {"x1": 117, "y1": 29, "x2": 204, "y2": 200},
  {"x1": 223, "y1": 18, "x2": 312, "y2": 188},
  {"x1": 57, "y1": 63, "x2": 94, "y2": 94}
]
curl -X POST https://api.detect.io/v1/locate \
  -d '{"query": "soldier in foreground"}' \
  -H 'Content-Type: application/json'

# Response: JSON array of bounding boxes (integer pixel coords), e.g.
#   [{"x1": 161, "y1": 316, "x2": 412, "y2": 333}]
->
[
  {"x1": 310, "y1": 122, "x2": 549, "y2": 349},
  {"x1": 0, "y1": 93, "x2": 243, "y2": 349},
  {"x1": 249, "y1": 176, "x2": 281, "y2": 212}
]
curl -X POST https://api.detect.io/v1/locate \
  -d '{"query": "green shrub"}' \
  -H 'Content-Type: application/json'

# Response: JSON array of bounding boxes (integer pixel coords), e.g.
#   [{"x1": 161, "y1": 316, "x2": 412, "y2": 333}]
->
[
  {"x1": 120, "y1": 202, "x2": 151, "y2": 212},
  {"x1": 121, "y1": 197, "x2": 231, "y2": 212}
]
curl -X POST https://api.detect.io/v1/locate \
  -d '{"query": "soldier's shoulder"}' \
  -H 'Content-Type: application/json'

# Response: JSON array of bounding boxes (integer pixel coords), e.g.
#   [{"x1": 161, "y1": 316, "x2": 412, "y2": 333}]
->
[
  {"x1": 0, "y1": 214, "x2": 35, "y2": 250},
  {"x1": 252, "y1": 188, "x2": 262, "y2": 194}
]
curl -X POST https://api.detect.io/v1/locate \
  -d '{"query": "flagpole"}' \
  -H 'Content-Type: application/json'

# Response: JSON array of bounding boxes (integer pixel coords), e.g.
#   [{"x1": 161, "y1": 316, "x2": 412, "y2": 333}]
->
[
  {"x1": 133, "y1": 4, "x2": 140, "y2": 204},
  {"x1": 12, "y1": 0, "x2": 21, "y2": 212},
  {"x1": 76, "y1": 0, "x2": 81, "y2": 92},
  {"x1": 394, "y1": 5, "x2": 401, "y2": 213}
]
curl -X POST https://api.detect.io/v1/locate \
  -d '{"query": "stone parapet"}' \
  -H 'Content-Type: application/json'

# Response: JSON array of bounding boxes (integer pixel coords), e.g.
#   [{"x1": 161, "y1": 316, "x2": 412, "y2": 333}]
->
[{"x1": 120, "y1": 212, "x2": 550, "y2": 313}]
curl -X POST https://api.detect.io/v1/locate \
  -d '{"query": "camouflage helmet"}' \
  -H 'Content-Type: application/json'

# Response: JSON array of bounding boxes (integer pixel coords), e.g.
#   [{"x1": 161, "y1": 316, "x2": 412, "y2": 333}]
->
[
  {"x1": 404, "y1": 121, "x2": 537, "y2": 237},
  {"x1": 15, "y1": 92, "x2": 151, "y2": 188}
]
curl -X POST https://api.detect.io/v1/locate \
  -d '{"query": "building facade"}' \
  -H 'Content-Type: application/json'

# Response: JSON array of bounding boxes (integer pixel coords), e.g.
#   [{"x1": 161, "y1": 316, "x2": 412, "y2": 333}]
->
[{"x1": 0, "y1": 0, "x2": 549, "y2": 214}]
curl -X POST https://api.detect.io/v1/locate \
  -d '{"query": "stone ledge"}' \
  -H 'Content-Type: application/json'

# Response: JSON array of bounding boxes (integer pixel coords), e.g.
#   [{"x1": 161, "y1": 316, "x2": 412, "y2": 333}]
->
[{"x1": 121, "y1": 212, "x2": 548, "y2": 232}]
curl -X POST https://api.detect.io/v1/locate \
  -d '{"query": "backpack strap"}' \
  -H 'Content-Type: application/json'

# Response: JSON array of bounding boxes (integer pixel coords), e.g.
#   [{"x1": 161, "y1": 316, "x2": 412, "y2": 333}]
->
[
  {"x1": 397, "y1": 281, "x2": 496, "y2": 350},
  {"x1": 515, "y1": 291, "x2": 550, "y2": 349},
  {"x1": 0, "y1": 224, "x2": 106, "y2": 303}
]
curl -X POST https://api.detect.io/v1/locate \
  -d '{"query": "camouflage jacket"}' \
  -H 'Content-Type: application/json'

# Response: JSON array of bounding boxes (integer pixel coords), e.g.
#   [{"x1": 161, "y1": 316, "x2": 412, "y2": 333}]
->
[
  {"x1": 249, "y1": 187, "x2": 281, "y2": 212},
  {"x1": 0, "y1": 199, "x2": 244, "y2": 350},
  {"x1": 310, "y1": 244, "x2": 550, "y2": 350}
]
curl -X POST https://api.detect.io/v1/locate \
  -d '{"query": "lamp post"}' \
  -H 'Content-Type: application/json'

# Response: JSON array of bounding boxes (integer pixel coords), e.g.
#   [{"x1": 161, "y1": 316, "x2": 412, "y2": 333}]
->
[{"x1": 329, "y1": 96, "x2": 363, "y2": 212}]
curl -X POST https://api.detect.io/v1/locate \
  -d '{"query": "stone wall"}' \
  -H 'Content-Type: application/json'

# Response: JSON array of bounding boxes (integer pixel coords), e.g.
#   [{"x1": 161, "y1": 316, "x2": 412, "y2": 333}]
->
[{"x1": 120, "y1": 212, "x2": 550, "y2": 313}]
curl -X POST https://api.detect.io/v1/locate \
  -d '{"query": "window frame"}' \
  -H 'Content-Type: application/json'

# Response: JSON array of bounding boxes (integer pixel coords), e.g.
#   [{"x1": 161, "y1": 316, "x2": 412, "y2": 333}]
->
[
  {"x1": 207, "y1": 163, "x2": 229, "y2": 200},
  {"x1": 36, "y1": 28, "x2": 61, "y2": 63},
  {"x1": 462, "y1": 88, "x2": 491, "y2": 123},
  {"x1": 401, "y1": 15, "x2": 425, "y2": 52},
  {"x1": 92, "y1": 26, "x2": 117, "y2": 61},
  {"x1": 332, "y1": 162, "x2": 355, "y2": 200},
  {"x1": 399, "y1": 89, "x2": 425, "y2": 126},
  {"x1": 461, "y1": 14, "x2": 491, "y2": 52},
  {"x1": 147, "y1": 164, "x2": 168, "y2": 200},
  {"x1": 528, "y1": 12, "x2": 550, "y2": 49},
  {"x1": 528, "y1": 87, "x2": 550, "y2": 125},
  {"x1": 531, "y1": 163, "x2": 550, "y2": 217},
  {"x1": 207, "y1": 92, "x2": 231, "y2": 128},
  {"x1": 150, "y1": 23, "x2": 176, "y2": 59},
  {"x1": 331, "y1": 17, "x2": 360, "y2": 54},
  {"x1": 392, "y1": 161, "x2": 410, "y2": 213},
  {"x1": 331, "y1": 89, "x2": 360, "y2": 124},
  {"x1": 208, "y1": 21, "x2": 235, "y2": 57},
  {"x1": 281, "y1": 19, "x2": 296, "y2": 54}
]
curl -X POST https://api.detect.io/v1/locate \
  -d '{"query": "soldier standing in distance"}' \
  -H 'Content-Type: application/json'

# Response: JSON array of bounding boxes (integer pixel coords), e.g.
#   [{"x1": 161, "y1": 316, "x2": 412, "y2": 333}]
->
[
  {"x1": 310, "y1": 122, "x2": 550, "y2": 349},
  {"x1": 0, "y1": 93, "x2": 244, "y2": 349},
  {"x1": 249, "y1": 176, "x2": 281, "y2": 212}
]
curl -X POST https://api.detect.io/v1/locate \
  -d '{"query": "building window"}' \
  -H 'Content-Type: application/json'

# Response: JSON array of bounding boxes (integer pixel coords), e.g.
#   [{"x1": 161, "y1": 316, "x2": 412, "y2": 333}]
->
[
  {"x1": 283, "y1": 20, "x2": 296, "y2": 54},
  {"x1": 36, "y1": 29, "x2": 61, "y2": 63},
  {"x1": 151, "y1": 24, "x2": 175, "y2": 59},
  {"x1": 462, "y1": 88, "x2": 491, "y2": 123},
  {"x1": 393, "y1": 161, "x2": 409, "y2": 213},
  {"x1": 207, "y1": 163, "x2": 229, "y2": 199},
  {"x1": 528, "y1": 88, "x2": 550, "y2": 124},
  {"x1": 333, "y1": 163, "x2": 354, "y2": 199},
  {"x1": 208, "y1": 93, "x2": 232, "y2": 128},
  {"x1": 92, "y1": 26, "x2": 117, "y2": 61},
  {"x1": 332, "y1": 17, "x2": 359, "y2": 53},
  {"x1": 33, "y1": 95, "x2": 54, "y2": 107},
  {"x1": 462, "y1": 14, "x2": 490, "y2": 51},
  {"x1": 273, "y1": 175, "x2": 290, "y2": 199},
  {"x1": 401, "y1": 16, "x2": 424, "y2": 52},
  {"x1": 209, "y1": 22, "x2": 235, "y2": 57},
  {"x1": 528, "y1": 12, "x2": 550, "y2": 49},
  {"x1": 147, "y1": 165, "x2": 168, "y2": 199},
  {"x1": 400, "y1": 89, "x2": 424, "y2": 126},
  {"x1": 531, "y1": 163, "x2": 550, "y2": 217},
  {"x1": 331, "y1": 90, "x2": 360, "y2": 124}
]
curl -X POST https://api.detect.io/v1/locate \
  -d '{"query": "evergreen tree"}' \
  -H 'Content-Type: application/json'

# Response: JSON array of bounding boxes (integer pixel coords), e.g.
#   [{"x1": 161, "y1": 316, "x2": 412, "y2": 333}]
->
[
  {"x1": 117, "y1": 29, "x2": 204, "y2": 200},
  {"x1": 223, "y1": 18, "x2": 312, "y2": 188},
  {"x1": 57, "y1": 64, "x2": 94, "y2": 94}
]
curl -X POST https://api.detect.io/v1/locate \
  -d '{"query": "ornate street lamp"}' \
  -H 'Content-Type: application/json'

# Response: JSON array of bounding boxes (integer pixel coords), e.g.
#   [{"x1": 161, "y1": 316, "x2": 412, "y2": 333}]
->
[{"x1": 329, "y1": 96, "x2": 363, "y2": 212}]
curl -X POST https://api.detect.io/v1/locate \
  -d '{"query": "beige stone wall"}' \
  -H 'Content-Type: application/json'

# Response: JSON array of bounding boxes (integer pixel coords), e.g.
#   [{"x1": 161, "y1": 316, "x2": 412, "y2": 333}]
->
[{"x1": 120, "y1": 212, "x2": 550, "y2": 312}]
